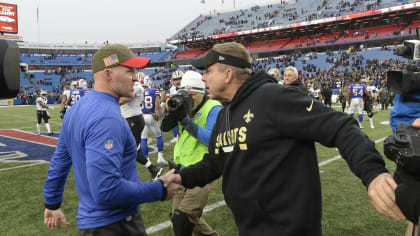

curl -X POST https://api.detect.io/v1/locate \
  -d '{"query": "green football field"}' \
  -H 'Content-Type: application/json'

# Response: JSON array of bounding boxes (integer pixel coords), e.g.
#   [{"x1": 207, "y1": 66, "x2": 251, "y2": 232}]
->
[{"x1": 0, "y1": 104, "x2": 408, "y2": 235}]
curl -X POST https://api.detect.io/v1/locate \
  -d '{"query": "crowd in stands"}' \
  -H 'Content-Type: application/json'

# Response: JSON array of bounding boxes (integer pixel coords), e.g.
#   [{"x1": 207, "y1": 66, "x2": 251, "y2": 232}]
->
[
  {"x1": 170, "y1": 0, "x2": 416, "y2": 41},
  {"x1": 254, "y1": 45, "x2": 409, "y2": 93},
  {"x1": 172, "y1": 19, "x2": 419, "y2": 59}
]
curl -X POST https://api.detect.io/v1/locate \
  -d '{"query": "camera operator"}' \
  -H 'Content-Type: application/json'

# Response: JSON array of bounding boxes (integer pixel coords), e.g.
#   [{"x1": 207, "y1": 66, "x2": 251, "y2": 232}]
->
[{"x1": 161, "y1": 70, "x2": 223, "y2": 236}]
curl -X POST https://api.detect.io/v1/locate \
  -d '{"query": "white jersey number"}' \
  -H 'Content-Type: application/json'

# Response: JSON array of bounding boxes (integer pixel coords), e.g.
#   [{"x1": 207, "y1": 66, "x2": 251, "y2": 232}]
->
[
  {"x1": 352, "y1": 88, "x2": 364, "y2": 96},
  {"x1": 71, "y1": 94, "x2": 81, "y2": 105},
  {"x1": 141, "y1": 95, "x2": 154, "y2": 110}
]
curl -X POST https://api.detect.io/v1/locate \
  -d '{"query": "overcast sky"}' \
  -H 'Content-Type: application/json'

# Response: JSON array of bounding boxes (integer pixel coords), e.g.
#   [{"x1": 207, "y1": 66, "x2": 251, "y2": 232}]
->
[{"x1": 3, "y1": 0, "x2": 277, "y2": 44}]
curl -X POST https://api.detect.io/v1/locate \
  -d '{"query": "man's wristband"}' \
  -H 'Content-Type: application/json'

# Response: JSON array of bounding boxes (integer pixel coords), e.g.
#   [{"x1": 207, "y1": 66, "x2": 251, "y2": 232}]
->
[
  {"x1": 45, "y1": 202, "x2": 61, "y2": 210},
  {"x1": 158, "y1": 179, "x2": 167, "y2": 201}
]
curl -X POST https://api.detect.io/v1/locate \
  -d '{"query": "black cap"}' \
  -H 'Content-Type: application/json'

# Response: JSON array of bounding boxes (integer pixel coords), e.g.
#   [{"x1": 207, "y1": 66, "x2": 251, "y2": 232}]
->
[{"x1": 191, "y1": 49, "x2": 251, "y2": 70}]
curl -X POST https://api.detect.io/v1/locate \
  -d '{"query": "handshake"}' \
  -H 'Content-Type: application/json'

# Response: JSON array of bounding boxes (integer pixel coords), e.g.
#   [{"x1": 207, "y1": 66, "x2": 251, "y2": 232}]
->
[{"x1": 156, "y1": 169, "x2": 183, "y2": 200}]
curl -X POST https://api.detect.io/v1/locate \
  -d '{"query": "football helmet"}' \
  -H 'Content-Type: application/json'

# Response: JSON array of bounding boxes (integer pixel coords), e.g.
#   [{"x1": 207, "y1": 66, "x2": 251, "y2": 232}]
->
[
  {"x1": 77, "y1": 79, "x2": 88, "y2": 89},
  {"x1": 40, "y1": 90, "x2": 47, "y2": 96},
  {"x1": 268, "y1": 68, "x2": 280, "y2": 80},
  {"x1": 171, "y1": 70, "x2": 184, "y2": 80},
  {"x1": 70, "y1": 81, "x2": 78, "y2": 89},
  {"x1": 142, "y1": 75, "x2": 152, "y2": 88},
  {"x1": 136, "y1": 72, "x2": 145, "y2": 81}
]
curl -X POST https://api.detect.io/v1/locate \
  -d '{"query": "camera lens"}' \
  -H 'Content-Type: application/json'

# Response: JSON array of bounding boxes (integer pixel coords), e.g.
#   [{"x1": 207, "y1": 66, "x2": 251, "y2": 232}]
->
[{"x1": 168, "y1": 97, "x2": 181, "y2": 112}]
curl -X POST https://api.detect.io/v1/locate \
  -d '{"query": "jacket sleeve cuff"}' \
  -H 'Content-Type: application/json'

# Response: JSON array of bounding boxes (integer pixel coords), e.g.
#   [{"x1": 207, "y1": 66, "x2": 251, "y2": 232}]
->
[
  {"x1": 45, "y1": 202, "x2": 61, "y2": 210},
  {"x1": 364, "y1": 169, "x2": 389, "y2": 188},
  {"x1": 158, "y1": 179, "x2": 167, "y2": 201}
]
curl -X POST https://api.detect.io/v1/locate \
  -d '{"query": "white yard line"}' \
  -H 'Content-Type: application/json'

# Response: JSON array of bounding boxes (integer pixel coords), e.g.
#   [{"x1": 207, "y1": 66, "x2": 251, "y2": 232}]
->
[{"x1": 0, "y1": 162, "x2": 45, "y2": 171}]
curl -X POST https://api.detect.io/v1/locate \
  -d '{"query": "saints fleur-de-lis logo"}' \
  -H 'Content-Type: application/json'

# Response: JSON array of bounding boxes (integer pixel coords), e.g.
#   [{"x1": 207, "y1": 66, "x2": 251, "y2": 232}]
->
[{"x1": 243, "y1": 109, "x2": 254, "y2": 124}]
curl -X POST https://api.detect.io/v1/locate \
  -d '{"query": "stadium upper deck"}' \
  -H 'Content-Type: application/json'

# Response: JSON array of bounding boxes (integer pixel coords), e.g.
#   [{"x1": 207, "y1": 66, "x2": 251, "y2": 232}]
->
[{"x1": 169, "y1": 0, "x2": 419, "y2": 43}]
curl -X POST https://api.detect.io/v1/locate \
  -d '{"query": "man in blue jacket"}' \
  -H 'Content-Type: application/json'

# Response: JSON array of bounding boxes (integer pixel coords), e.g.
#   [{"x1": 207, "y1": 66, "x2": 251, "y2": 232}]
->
[{"x1": 43, "y1": 44, "x2": 181, "y2": 235}]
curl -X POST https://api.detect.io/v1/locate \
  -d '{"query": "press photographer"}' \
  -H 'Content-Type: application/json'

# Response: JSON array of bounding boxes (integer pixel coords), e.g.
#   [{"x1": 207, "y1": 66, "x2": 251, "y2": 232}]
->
[
  {"x1": 160, "y1": 70, "x2": 223, "y2": 235},
  {"x1": 385, "y1": 31, "x2": 420, "y2": 235}
]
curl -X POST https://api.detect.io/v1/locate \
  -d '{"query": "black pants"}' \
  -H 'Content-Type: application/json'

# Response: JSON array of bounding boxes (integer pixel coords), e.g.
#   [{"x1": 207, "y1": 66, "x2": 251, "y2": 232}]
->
[
  {"x1": 126, "y1": 115, "x2": 148, "y2": 165},
  {"x1": 79, "y1": 213, "x2": 147, "y2": 236},
  {"x1": 341, "y1": 102, "x2": 346, "y2": 112},
  {"x1": 324, "y1": 98, "x2": 331, "y2": 107},
  {"x1": 37, "y1": 110, "x2": 49, "y2": 124},
  {"x1": 381, "y1": 101, "x2": 389, "y2": 110},
  {"x1": 364, "y1": 101, "x2": 374, "y2": 118}
]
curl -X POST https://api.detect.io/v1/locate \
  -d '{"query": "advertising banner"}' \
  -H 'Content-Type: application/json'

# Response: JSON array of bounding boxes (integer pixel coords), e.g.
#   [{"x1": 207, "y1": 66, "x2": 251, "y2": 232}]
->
[{"x1": 0, "y1": 3, "x2": 17, "y2": 34}]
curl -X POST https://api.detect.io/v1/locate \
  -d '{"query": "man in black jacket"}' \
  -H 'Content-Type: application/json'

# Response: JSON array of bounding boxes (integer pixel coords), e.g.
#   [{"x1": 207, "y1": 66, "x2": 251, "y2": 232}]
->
[{"x1": 173, "y1": 42, "x2": 405, "y2": 236}]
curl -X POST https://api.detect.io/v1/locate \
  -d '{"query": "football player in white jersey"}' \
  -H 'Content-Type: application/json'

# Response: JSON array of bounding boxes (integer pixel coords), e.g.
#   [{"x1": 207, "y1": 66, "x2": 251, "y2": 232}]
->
[
  {"x1": 140, "y1": 76, "x2": 168, "y2": 166},
  {"x1": 169, "y1": 70, "x2": 183, "y2": 95},
  {"x1": 59, "y1": 83, "x2": 74, "y2": 119},
  {"x1": 363, "y1": 80, "x2": 377, "y2": 129},
  {"x1": 36, "y1": 90, "x2": 53, "y2": 135},
  {"x1": 309, "y1": 85, "x2": 322, "y2": 101},
  {"x1": 120, "y1": 73, "x2": 163, "y2": 180}
]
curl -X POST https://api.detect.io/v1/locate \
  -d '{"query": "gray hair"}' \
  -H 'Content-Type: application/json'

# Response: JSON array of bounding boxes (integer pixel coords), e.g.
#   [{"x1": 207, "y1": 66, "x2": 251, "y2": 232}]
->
[{"x1": 285, "y1": 66, "x2": 298, "y2": 79}]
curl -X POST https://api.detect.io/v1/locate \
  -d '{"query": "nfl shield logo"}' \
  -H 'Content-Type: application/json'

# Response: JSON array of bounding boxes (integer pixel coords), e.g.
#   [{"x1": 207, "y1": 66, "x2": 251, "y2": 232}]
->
[
  {"x1": 196, "y1": 112, "x2": 201, "y2": 120},
  {"x1": 105, "y1": 139, "x2": 113, "y2": 150}
]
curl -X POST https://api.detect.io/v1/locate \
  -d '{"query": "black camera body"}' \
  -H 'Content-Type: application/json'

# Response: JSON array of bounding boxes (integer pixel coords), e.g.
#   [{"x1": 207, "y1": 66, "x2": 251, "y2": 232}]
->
[
  {"x1": 167, "y1": 90, "x2": 194, "y2": 120},
  {"x1": 387, "y1": 66, "x2": 420, "y2": 95},
  {"x1": 163, "y1": 79, "x2": 171, "y2": 91},
  {"x1": 384, "y1": 123, "x2": 420, "y2": 177},
  {"x1": 387, "y1": 27, "x2": 420, "y2": 95},
  {"x1": 168, "y1": 159, "x2": 181, "y2": 174},
  {"x1": 384, "y1": 124, "x2": 420, "y2": 224}
]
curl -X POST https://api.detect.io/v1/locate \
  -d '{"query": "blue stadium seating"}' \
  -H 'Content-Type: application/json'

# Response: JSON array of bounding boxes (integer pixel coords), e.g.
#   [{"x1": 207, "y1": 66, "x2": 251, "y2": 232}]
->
[{"x1": 20, "y1": 50, "x2": 176, "y2": 66}]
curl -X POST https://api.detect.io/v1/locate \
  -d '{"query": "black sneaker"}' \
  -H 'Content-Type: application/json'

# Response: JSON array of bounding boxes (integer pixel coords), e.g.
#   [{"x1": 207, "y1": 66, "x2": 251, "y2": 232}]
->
[{"x1": 148, "y1": 165, "x2": 163, "y2": 181}]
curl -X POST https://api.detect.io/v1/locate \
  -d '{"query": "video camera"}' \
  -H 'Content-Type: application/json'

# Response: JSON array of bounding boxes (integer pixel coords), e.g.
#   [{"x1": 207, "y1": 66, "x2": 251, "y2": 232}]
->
[
  {"x1": 168, "y1": 159, "x2": 181, "y2": 174},
  {"x1": 384, "y1": 123, "x2": 420, "y2": 177},
  {"x1": 167, "y1": 89, "x2": 194, "y2": 120},
  {"x1": 388, "y1": 27, "x2": 420, "y2": 94}
]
